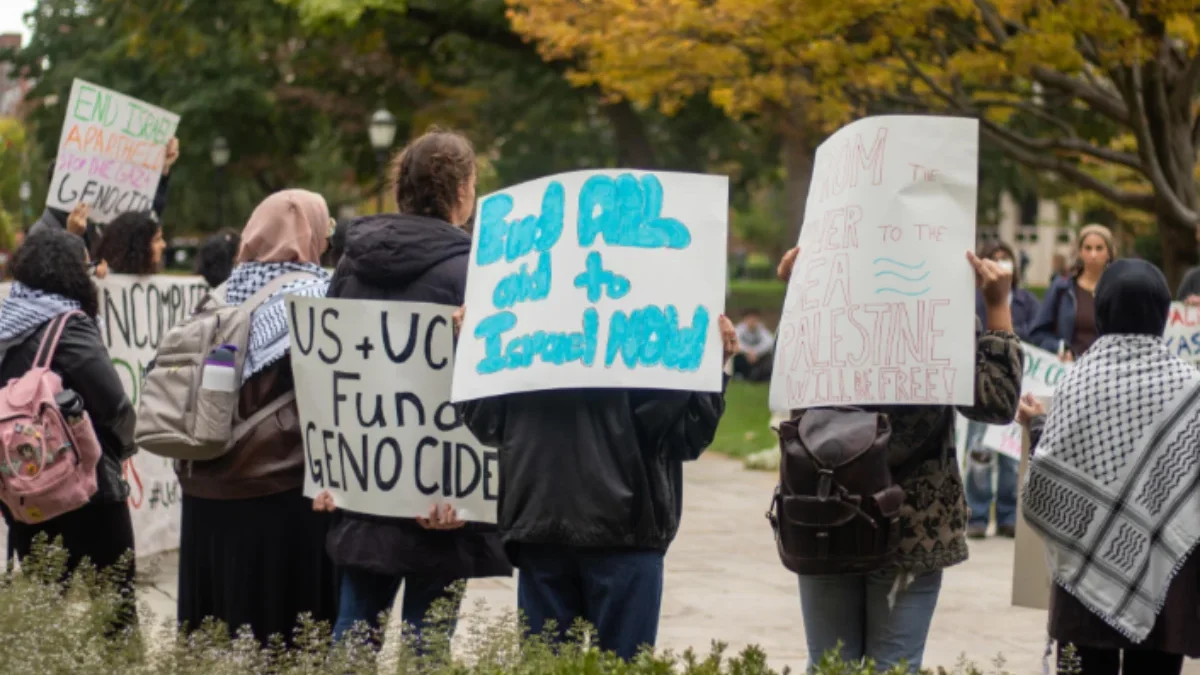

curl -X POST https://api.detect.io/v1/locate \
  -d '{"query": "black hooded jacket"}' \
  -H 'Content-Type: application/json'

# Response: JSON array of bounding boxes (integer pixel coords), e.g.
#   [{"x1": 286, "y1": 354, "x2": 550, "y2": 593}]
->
[
  {"x1": 458, "y1": 369, "x2": 727, "y2": 557},
  {"x1": 324, "y1": 214, "x2": 512, "y2": 580}
]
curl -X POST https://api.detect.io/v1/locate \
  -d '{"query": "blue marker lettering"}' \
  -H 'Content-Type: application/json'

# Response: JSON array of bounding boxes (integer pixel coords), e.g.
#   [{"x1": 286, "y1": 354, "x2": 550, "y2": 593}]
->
[
  {"x1": 605, "y1": 304, "x2": 709, "y2": 371},
  {"x1": 476, "y1": 183, "x2": 565, "y2": 267},
  {"x1": 493, "y1": 251, "x2": 553, "y2": 310},
  {"x1": 572, "y1": 251, "x2": 630, "y2": 302},
  {"x1": 475, "y1": 311, "x2": 517, "y2": 374},
  {"x1": 578, "y1": 173, "x2": 692, "y2": 250},
  {"x1": 473, "y1": 308, "x2": 598, "y2": 374}
]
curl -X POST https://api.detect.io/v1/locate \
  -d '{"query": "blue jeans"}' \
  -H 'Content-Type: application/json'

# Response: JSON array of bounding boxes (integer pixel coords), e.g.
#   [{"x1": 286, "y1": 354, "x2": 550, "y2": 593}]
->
[
  {"x1": 332, "y1": 567, "x2": 462, "y2": 649},
  {"x1": 798, "y1": 569, "x2": 943, "y2": 672},
  {"x1": 516, "y1": 544, "x2": 664, "y2": 660},
  {"x1": 964, "y1": 421, "x2": 1019, "y2": 529}
]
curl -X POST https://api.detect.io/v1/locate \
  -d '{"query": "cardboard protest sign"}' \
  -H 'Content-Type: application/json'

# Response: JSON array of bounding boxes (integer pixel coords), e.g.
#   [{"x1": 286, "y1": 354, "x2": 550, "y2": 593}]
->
[
  {"x1": 451, "y1": 170, "x2": 729, "y2": 402},
  {"x1": 770, "y1": 116, "x2": 979, "y2": 410},
  {"x1": 288, "y1": 298, "x2": 497, "y2": 523},
  {"x1": 47, "y1": 80, "x2": 180, "y2": 224},
  {"x1": 1164, "y1": 302, "x2": 1200, "y2": 364},
  {"x1": 0, "y1": 275, "x2": 209, "y2": 559}
]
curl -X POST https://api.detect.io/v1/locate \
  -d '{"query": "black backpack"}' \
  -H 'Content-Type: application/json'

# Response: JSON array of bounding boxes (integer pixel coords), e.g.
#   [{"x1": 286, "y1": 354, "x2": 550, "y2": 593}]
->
[{"x1": 766, "y1": 408, "x2": 906, "y2": 575}]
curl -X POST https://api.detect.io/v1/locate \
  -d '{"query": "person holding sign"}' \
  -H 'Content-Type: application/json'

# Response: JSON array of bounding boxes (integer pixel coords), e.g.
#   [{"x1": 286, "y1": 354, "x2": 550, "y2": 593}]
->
[
  {"x1": 1029, "y1": 224, "x2": 1116, "y2": 362},
  {"x1": 776, "y1": 245, "x2": 1022, "y2": 671},
  {"x1": 320, "y1": 130, "x2": 512, "y2": 648},
  {"x1": 1019, "y1": 260, "x2": 1200, "y2": 675},
  {"x1": 30, "y1": 136, "x2": 180, "y2": 254},
  {"x1": 455, "y1": 308, "x2": 737, "y2": 660},
  {"x1": 175, "y1": 189, "x2": 337, "y2": 646}
]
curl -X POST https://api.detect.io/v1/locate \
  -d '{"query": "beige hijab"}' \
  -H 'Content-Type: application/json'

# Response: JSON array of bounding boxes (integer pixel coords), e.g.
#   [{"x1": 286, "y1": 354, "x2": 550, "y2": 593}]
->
[{"x1": 236, "y1": 189, "x2": 330, "y2": 264}]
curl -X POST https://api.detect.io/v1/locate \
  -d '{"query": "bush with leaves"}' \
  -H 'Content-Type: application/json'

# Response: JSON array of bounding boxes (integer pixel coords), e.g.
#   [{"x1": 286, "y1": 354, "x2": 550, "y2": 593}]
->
[{"x1": 0, "y1": 538, "x2": 1069, "y2": 675}]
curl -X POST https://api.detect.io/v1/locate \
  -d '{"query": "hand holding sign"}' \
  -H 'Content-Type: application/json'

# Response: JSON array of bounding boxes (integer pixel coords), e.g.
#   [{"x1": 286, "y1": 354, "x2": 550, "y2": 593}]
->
[
  {"x1": 163, "y1": 137, "x2": 180, "y2": 175},
  {"x1": 777, "y1": 246, "x2": 800, "y2": 283},
  {"x1": 416, "y1": 503, "x2": 466, "y2": 530},
  {"x1": 719, "y1": 315, "x2": 738, "y2": 361},
  {"x1": 67, "y1": 203, "x2": 89, "y2": 236},
  {"x1": 1016, "y1": 393, "x2": 1045, "y2": 427},
  {"x1": 968, "y1": 250, "x2": 1012, "y2": 307}
]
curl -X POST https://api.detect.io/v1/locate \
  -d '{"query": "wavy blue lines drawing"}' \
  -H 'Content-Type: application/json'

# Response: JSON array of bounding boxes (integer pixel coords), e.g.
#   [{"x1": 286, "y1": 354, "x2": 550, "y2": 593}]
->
[{"x1": 872, "y1": 257, "x2": 930, "y2": 297}]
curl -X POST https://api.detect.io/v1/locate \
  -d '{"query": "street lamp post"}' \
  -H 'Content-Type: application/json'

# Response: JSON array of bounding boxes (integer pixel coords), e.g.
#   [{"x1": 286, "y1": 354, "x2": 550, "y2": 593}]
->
[
  {"x1": 210, "y1": 136, "x2": 231, "y2": 227},
  {"x1": 18, "y1": 181, "x2": 31, "y2": 225},
  {"x1": 368, "y1": 108, "x2": 397, "y2": 213}
]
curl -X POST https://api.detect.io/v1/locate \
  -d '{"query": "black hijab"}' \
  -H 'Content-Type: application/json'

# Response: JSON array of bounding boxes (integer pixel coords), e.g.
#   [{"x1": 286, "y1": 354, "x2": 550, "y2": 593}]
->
[{"x1": 1095, "y1": 259, "x2": 1171, "y2": 336}]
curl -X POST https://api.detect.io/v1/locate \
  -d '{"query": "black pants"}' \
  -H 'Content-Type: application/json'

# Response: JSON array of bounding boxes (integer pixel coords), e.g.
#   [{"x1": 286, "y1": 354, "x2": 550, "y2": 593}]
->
[
  {"x1": 732, "y1": 353, "x2": 772, "y2": 381},
  {"x1": 1059, "y1": 643, "x2": 1184, "y2": 675}
]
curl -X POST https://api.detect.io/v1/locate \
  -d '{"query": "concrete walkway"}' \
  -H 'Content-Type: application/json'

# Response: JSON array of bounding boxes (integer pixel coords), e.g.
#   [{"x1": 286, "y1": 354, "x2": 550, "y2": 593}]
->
[{"x1": 136, "y1": 453, "x2": 1199, "y2": 674}]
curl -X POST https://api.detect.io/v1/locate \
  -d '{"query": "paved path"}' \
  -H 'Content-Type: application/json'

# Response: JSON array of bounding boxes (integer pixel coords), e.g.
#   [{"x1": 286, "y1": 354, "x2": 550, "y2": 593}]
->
[{"x1": 137, "y1": 453, "x2": 1199, "y2": 674}]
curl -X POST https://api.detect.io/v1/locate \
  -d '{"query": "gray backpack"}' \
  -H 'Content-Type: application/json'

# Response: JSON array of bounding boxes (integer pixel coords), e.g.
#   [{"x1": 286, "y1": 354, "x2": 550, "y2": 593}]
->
[{"x1": 134, "y1": 272, "x2": 311, "y2": 461}]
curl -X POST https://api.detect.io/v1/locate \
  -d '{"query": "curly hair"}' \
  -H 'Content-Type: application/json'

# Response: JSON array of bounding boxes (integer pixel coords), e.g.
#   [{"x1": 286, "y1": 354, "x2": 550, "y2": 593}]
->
[
  {"x1": 194, "y1": 229, "x2": 241, "y2": 287},
  {"x1": 92, "y1": 211, "x2": 162, "y2": 275},
  {"x1": 390, "y1": 129, "x2": 475, "y2": 223},
  {"x1": 13, "y1": 228, "x2": 99, "y2": 318}
]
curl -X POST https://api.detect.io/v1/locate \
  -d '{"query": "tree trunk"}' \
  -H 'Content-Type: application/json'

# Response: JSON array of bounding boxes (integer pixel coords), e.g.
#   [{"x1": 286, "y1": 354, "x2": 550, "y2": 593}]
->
[
  {"x1": 1159, "y1": 208, "x2": 1197, "y2": 292},
  {"x1": 600, "y1": 100, "x2": 657, "y2": 168},
  {"x1": 781, "y1": 124, "x2": 813, "y2": 247}
]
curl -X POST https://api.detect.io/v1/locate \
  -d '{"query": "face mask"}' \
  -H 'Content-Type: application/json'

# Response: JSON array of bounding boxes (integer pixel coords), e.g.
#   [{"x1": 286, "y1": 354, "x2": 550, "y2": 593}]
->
[{"x1": 996, "y1": 259, "x2": 1014, "y2": 274}]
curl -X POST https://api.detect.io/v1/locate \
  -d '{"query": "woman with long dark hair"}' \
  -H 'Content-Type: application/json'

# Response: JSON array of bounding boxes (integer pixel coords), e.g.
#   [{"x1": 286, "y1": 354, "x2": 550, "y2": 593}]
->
[
  {"x1": 194, "y1": 229, "x2": 241, "y2": 287},
  {"x1": 0, "y1": 228, "x2": 137, "y2": 629},
  {"x1": 91, "y1": 211, "x2": 167, "y2": 275}
]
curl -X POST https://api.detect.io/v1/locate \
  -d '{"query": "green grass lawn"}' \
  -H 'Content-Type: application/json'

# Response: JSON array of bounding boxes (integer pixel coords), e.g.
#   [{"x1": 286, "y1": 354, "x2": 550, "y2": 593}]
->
[{"x1": 711, "y1": 380, "x2": 774, "y2": 459}]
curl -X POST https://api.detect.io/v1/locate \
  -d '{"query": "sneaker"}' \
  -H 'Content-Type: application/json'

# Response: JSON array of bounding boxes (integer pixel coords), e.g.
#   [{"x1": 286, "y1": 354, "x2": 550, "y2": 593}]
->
[
  {"x1": 996, "y1": 525, "x2": 1016, "y2": 538},
  {"x1": 967, "y1": 524, "x2": 988, "y2": 539}
]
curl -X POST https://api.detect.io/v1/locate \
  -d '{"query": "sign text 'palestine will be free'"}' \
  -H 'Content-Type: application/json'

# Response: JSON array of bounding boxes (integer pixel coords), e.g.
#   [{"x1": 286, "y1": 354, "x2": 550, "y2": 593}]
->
[
  {"x1": 770, "y1": 115, "x2": 979, "y2": 410},
  {"x1": 452, "y1": 170, "x2": 729, "y2": 402}
]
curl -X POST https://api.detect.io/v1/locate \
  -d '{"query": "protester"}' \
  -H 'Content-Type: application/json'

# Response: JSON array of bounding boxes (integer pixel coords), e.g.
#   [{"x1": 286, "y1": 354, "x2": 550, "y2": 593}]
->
[
  {"x1": 0, "y1": 228, "x2": 137, "y2": 628},
  {"x1": 775, "y1": 246, "x2": 1022, "y2": 671},
  {"x1": 321, "y1": 131, "x2": 513, "y2": 648},
  {"x1": 1173, "y1": 227, "x2": 1200, "y2": 305},
  {"x1": 194, "y1": 229, "x2": 241, "y2": 287},
  {"x1": 1030, "y1": 224, "x2": 1115, "y2": 361},
  {"x1": 175, "y1": 189, "x2": 337, "y2": 645},
  {"x1": 30, "y1": 137, "x2": 180, "y2": 252},
  {"x1": 1049, "y1": 252, "x2": 1069, "y2": 287},
  {"x1": 1019, "y1": 259, "x2": 1200, "y2": 675},
  {"x1": 964, "y1": 239, "x2": 1040, "y2": 539},
  {"x1": 323, "y1": 219, "x2": 349, "y2": 270},
  {"x1": 456, "y1": 313, "x2": 738, "y2": 660},
  {"x1": 732, "y1": 309, "x2": 774, "y2": 381},
  {"x1": 91, "y1": 211, "x2": 167, "y2": 275}
]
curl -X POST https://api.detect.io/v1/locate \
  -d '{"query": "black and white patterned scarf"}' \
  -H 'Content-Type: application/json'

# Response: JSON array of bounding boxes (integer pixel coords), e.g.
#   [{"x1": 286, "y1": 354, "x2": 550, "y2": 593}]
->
[
  {"x1": 0, "y1": 282, "x2": 82, "y2": 360},
  {"x1": 1023, "y1": 333, "x2": 1200, "y2": 641},
  {"x1": 223, "y1": 262, "x2": 329, "y2": 378}
]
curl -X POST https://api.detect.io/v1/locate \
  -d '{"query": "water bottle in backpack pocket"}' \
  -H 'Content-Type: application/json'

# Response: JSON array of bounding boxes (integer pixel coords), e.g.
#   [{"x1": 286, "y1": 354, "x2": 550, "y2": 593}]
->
[
  {"x1": 0, "y1": 313, "x2": 103, "y2": 525},
  {"x1": 767, "y1": 408, "x2": 906, "y2": 575}
]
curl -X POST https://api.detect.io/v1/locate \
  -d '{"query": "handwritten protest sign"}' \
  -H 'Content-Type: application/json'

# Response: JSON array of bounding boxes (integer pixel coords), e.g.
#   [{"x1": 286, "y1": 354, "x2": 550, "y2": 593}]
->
[
  {"x1": 451, "y1": 170, "x2": 729, "y2": 402},
  {"x1": 47, "y1": 80, "x2": 180, "y2": 224},
  {"x1": 770, "y1": 116, "x2": 980, "y2": 410},
  {"x1": 288, "y1": 298, "x2": 497, "y2": 522},
  {"x1": 0, "y1": 275, "x2": 208, "y2": 558},
  {"x1": 1164, "y1": 302, "x2": 1200, "y2": 364}
]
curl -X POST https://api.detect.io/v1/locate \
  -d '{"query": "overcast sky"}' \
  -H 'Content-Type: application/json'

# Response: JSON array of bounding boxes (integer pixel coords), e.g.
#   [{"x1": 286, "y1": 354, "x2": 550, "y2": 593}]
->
[{"x1": 0, "y1": 0, "x2": 36, "y2": 46}]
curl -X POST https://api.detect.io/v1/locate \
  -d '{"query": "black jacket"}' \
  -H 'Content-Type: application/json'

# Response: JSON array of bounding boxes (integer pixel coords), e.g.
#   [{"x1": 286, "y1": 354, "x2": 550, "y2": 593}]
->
[
  {"x1": 324, "y1": 213, "x2": 513, "y2": 579},
  {"x1": 0, "y1": 314, "x2": 136, "y2": 504},
  {"x1": 458, "y1": 378, "x2": 726, "y2": 558}
]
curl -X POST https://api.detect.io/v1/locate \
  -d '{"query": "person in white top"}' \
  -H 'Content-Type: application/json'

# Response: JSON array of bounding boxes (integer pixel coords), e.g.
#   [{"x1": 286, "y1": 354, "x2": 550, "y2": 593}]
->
[{"x1": 733, "y1": 309, "x2": 774, "y2": 381}]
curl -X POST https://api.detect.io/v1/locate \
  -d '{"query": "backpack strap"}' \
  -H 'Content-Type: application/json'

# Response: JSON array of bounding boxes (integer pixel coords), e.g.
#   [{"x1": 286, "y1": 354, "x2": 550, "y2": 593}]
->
[
  {"x1": 229, "y1": 390, "x2": 296, "y2": 448},
  {"x1": 32, "y1": 310, "x2": 83, "y2": 370}
]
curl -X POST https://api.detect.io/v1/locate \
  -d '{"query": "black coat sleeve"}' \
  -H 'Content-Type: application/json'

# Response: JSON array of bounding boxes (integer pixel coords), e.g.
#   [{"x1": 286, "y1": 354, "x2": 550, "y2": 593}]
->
[
  {"x1": 630, "y1": 377, "x2": 728, "y2": 462},
  {"x1": 1027, "y1": 415, "x2": 1046, "y2": 456},
  {"x1": 458, "y1": 397, "x2": 507, "y2": 449},
  {"x1": 51, "y1": 316, "x2": 136, "y2": 462},
  {"x1": 152, "y1": 172, "x2": 171, "y2": 221}
]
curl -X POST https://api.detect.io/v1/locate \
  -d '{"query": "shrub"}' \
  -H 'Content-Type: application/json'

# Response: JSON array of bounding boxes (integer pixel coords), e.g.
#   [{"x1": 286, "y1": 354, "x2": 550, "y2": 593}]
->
[{"x1": 1, "y1": 539, "x2": 1040, "y2": 675}]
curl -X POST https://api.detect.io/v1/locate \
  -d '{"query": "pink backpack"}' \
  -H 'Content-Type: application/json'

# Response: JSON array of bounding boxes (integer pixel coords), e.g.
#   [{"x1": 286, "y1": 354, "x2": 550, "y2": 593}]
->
[{"x1": 0, "y1": 311, "x2": 102, "y2": 524}]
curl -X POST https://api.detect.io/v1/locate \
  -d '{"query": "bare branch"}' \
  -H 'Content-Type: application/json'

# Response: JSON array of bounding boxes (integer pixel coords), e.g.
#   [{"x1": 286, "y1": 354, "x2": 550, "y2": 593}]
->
[
  {"x1": 971, "y1": 97, "x2": 1077, "y2": 136},
  {"x1": 979, "y1": 123, "x2": 1156, "y2": 212},
  {"x1": 1174, "y1": 53, "x2": 1200, "y2": 112},
  {"x1": 978, "y1": 117, "x2": 1142, "y2": 170},
  {"x1": 1031, "y1": 66, "x2": 1131, "y2": 125},
  {"x1": 1128, "y1": 62, "x2": 1200, "y2": 224},
  {"x1": 973, "y1": 1, "x2": 1009, "y2": 45}
]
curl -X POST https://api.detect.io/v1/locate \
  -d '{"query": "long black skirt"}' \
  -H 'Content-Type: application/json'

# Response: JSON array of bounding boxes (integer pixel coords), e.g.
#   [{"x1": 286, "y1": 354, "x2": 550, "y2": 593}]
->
[
  {"x1": 177, "y1": 489, "x2": 338, "y2": 645},
  {"x1": 7, "y1": 499, "x2": 137, "y2": 631}
]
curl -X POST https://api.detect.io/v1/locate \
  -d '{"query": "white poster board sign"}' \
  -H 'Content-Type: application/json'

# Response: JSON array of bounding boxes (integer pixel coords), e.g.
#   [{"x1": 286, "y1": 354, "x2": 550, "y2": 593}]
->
[
  {"x1": 47, "y1": 79, "x2": 180, "y2": 224},
  {"x1": 288, "y1": 298, "x2": 497, "y2": 523},
  {"x1": 0, "y1": 275, "x2": 209, "y2": 558},
  {"x1": 770, "y1": 115, "x2": 979, "y2": 410},
  {"x1": 451, "y1": 170, "x2": 729, "y2": 402},
  {"x1": 1164, "y1": 302, "x2": 1200, "y2": 363}
]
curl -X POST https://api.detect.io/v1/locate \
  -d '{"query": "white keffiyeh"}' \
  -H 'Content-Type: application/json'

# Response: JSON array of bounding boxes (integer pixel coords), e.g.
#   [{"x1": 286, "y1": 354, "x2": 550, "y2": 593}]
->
[
  {"x1": 1023, "y1": 333, "x2": 1200, "y2": 641},
  {"x1": 223, "y1": 262, "x2": 329, "y2": 378}
]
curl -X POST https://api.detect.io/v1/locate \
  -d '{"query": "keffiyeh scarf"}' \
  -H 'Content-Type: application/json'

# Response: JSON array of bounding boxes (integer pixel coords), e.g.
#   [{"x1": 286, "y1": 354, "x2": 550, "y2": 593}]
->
[
  {"x1": 223, "y1": 262, "x2": 329, "y2": 378},
  {"x1": 0, "y1": 282, "x2": 82, "y2": 359},
  {"x1": 1023, "y1": 334, "x2": 1200, "y2": 642}
]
